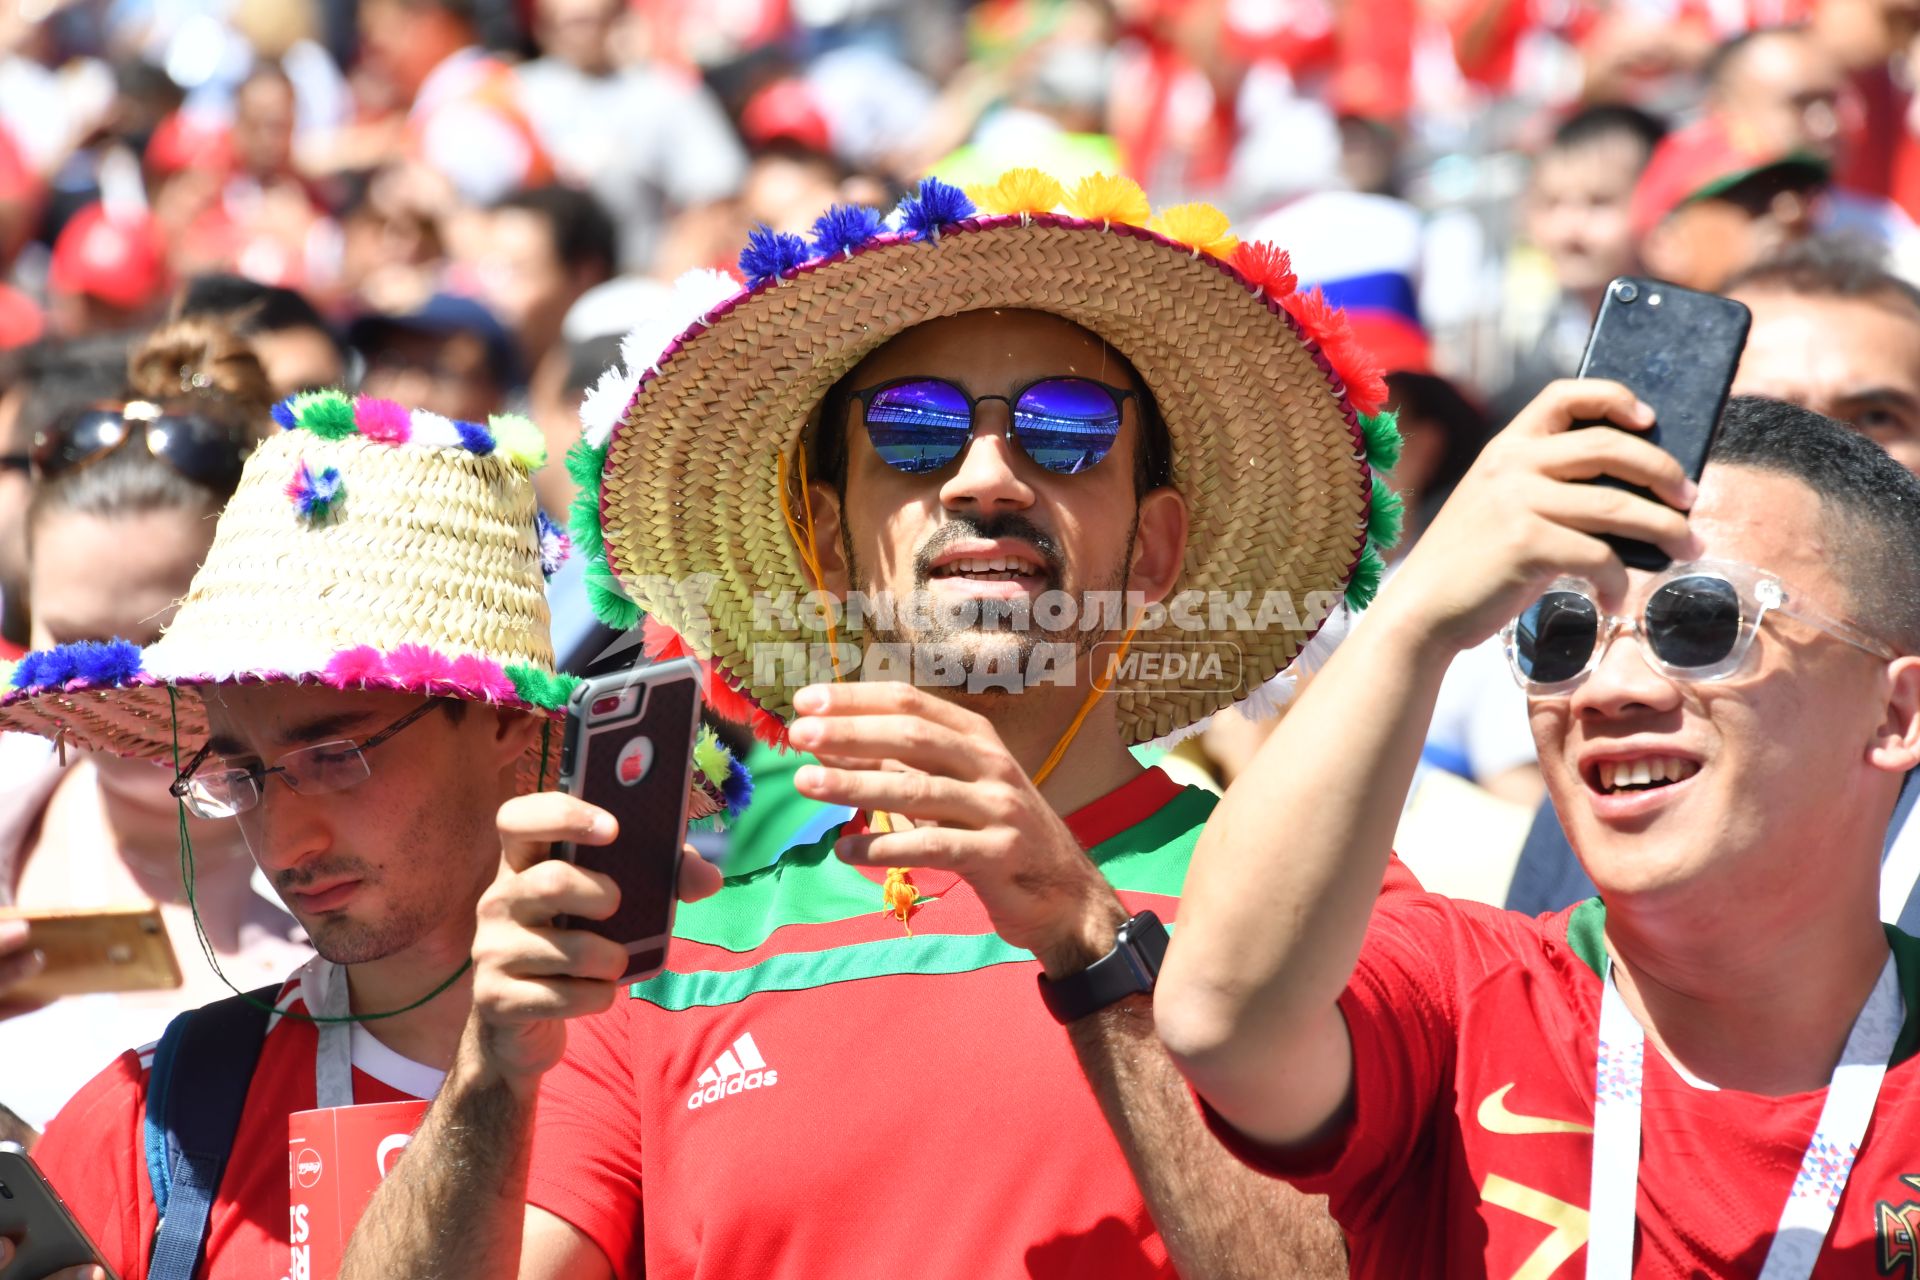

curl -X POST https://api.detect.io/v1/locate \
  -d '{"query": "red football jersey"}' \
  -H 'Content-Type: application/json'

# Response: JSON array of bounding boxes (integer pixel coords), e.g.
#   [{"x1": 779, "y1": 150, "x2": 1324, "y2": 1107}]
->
[
  {"x1": 33, "y1": 957, "x2": 442, "y2": 1280},
  {"x1": 1211, "y1": 890, "x2": 1920, "y2": 1278}
]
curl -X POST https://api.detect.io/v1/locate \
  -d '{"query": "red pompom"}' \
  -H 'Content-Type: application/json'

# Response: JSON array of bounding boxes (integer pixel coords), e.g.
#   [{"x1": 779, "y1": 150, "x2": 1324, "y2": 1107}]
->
[
  {"x1": 386, "y1": 643, "x2": 456, "y2": 694},
  {"x1": 1231, "y1": 241, "x2": 1297, "y2": 299},
  {"x1": 644, "y1": 617, "x2": 790, "y2": 748},
  {"x1": 1280, "y1": 287, "x2": 1389, "y2": 417},
  {"x1": 641, "y1": 616, "x2": 692, "y2": 662},
  {"x1": 322, "y1": 645, "x2": 388, "y2": 688}
]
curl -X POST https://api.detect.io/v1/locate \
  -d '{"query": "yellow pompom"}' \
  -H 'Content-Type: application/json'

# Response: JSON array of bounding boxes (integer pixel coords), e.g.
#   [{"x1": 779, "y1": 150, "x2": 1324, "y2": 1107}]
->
[
  {"x1": 882, "y1": 865, "x2": 918, "y2": 935},
  {"x1": 966, "y1": 167, "x2": 1067, "y2": 217},
  {"x1": 1063, "y1": 173, "x2": 1151, "y2": 228},
  {"x1": 489, "y1": 414, "x2": 548, "y2": 470},
  {"x1": 1149, "y1": 203, "x2": 1240, "y2": 258}
]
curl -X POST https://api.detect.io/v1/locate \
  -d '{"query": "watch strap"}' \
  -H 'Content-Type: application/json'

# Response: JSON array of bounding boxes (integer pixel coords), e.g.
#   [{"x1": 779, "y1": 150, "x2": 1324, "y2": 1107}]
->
[{"x1": 1037, "y1": 910, "x2": 1169, "y2": 1024}]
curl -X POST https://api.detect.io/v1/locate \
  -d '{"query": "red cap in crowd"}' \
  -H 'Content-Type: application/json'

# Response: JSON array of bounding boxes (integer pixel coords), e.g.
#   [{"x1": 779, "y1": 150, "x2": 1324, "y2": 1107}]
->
[
  {"x1": 1628, "y1": 116, "x2": 1829, "y2": 237},
  {"x1": 49, "y1": 204, "x2": 169, "y2": 310}
]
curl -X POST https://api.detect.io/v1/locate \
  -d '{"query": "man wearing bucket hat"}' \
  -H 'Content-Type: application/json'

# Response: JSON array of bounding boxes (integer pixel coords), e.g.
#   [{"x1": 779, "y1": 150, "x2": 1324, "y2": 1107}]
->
[
  {"x1": 341, "y1": 170, "x2": 1404, "y2": 1279},
  {"x1": 0, "y1": 393, "x2": 744, "y2": 1280}
]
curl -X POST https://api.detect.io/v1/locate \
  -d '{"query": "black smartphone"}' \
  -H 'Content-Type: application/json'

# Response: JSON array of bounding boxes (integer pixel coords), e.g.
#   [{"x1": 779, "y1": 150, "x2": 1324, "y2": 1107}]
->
[
  {"x1": 556, "y1": 658, "x2": 705, "y2": 984},
  {"x1": 0, "y1": 1144, "x2": 118, "y2": 1280},
  {"x1": 1576, "y1": 276, "x2": 1751, "y2": 571}
]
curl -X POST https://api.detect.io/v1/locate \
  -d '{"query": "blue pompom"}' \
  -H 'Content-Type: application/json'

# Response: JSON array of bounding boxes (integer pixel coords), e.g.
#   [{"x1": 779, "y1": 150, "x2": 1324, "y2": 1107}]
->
[
  {"x1": 455, "y1": 419, "x2": 496, "y2": 454},
  {"x1": 10, "y1": 651, "x2": 44, "y2": 688},
  {"x1": 738, "y1": 224, "x2": 811, "y2": 288},
  {"x1": 271, "y1": 399, "x2": 298, "y2": 431},
  {"x1": 33, "y1": 646, "x2": 78, "y2": 687},
  {"x1": 899, "y1": 177, "x2": 975, "y2": 242},
  {"x1": 809, "y1": 204, "x2": 883, "y2": 259},
  {"x1": 722, "y1": 754, "x2": 754, "y2": 815},
  {"x1": 67, "y1": 639, "x2": 143, "y2": 685}
]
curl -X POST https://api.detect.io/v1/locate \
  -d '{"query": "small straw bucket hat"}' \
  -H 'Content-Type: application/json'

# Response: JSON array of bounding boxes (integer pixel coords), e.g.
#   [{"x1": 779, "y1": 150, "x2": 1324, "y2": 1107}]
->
[
  {"x1": 569, "y1": 168, "x2": 1404, "y2": 750},
  {"x1": 1, "y1": 392, "x2": 747, "y2": 816}
]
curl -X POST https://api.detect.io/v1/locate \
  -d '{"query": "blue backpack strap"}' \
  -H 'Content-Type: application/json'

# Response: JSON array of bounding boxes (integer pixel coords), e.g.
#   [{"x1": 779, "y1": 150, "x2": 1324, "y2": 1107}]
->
[{"x1": 141, "y1": 984, "x2": 281, "y2": 1280}]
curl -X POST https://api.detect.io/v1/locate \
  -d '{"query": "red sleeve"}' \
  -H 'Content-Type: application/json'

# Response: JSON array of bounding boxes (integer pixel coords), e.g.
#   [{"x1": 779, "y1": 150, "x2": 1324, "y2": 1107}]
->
[
  {"x1": 1204, "y1": 890, "x2": 1467, "y2": 1228},
  {"x1": 525, "y1": 1005, "x2": 645, "y2": 1277},
  {"x1": 33, "y1": 1050, "x2": 156, "y2": 1279}
]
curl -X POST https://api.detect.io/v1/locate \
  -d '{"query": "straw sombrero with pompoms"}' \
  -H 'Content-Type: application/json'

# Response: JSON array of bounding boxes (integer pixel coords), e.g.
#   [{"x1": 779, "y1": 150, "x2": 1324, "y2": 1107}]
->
[
  {"x1": 570, "y1": 169, "x2": 1404, "y2": 751},
  {"x1": 0, "y1": 393, "x2": 750, "y2": 819}
]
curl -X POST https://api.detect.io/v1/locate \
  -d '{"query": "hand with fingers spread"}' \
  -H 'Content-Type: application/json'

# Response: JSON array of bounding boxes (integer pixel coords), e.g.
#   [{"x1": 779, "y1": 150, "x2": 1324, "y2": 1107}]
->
[
  {"x1": 786, "y1": 681, "x2": 1126, "y2": 975},
  {"x1": 1382, "y1": 377, "x2": 1702, "y2": 649},
  {"x1": 468, "y1": 794, "x2": 723, "y2": 1090}
]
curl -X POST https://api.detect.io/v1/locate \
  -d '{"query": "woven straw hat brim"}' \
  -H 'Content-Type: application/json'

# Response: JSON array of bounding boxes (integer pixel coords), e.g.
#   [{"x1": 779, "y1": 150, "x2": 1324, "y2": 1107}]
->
[
  {"x1": 601, "y1": 215, "x2": 1370, "y2": 745},
  {"x1": 1, "y1": 430, "x2": 564, "y2": 790}
]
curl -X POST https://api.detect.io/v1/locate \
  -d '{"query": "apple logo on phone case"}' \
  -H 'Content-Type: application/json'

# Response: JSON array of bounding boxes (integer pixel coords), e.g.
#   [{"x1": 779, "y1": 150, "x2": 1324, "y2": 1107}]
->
[{"x1": 616, "y1": 736, "x2": 654, "y2": 786}]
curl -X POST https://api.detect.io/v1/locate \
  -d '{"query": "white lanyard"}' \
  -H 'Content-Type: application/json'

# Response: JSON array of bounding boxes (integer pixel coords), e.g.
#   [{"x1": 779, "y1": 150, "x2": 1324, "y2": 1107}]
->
[
  {"x1": 301, "y1": 959, "x2": 357, "y2": 1109},
  {"x1": 1586, "y1": 953, "x2": 1903, "y2": 1280}
]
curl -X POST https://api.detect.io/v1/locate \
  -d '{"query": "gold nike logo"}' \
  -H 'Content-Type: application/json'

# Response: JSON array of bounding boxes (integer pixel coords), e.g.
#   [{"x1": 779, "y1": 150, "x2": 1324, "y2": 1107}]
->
[{"x1": 1476, "y1": 1083, "x2": 1593, "y2": 1137}]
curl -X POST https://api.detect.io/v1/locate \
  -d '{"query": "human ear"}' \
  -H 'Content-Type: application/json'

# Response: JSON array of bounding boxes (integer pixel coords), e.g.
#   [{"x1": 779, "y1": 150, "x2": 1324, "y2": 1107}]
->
[
  {"x1": 803, "y1": 480, "x2": 851, "y2": 598},
  {"x1": 1868, "y1": 655, "x2": 1920, "y2": 775},
  {"x1": 1128, "y1": 486, "x2": 1189, "y2": 605}
]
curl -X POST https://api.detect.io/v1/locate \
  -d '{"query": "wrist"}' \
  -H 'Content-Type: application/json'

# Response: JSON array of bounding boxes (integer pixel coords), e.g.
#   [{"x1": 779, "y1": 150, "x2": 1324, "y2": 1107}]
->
[{"x1": 1032, "y1": 893, "x2": 1130, "y2": 980}]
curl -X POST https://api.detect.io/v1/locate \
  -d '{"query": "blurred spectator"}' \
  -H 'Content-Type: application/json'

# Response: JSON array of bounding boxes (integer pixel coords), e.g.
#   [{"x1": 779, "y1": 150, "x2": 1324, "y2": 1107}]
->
[
  {"x1": 0, "y1": 335, "x2": 129, "y2": 653},
  {"x1": 46, "y1": 204, "x2": 169, "y2": 338},
  {"x1": 1724, "y1": 238, "x2": 1920, "y2": 473},
  {"x1": 528, "y1": 329, "x2": 620, "y2": 522},
  {"x1": 1497, "y1": 105, "x2": 1665, "y2": 422},
  {"x1": 1631, "y1": 115, "x2": 1828, "y2": 291},
  {"x1": 359, "y1": 0, "x2": 551, "y2": 206},
  {"x1": 0, "y1": 318, "x2": 307, "y2": 1131},
  {"x1": 174, "y1": 273, "x2": 351, "y2": 395},
  {"x1": 476, "y1": 185, "x2": 615, "y2": 379},
  {"x1": 516, "y1": 0, "x2": 747, "y2": 272},
  {"x1": 349, "y1": 291, "x2": 519, "y2": 421}
]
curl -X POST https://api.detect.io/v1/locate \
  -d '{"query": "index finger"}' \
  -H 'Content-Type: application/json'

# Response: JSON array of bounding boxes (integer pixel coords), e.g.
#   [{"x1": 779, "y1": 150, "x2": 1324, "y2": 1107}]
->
[
  {"x1": 791, "y1": 680, "x2": 979, "y2": 733},
  {"x1": 496, "y1": 792, "x2": 617, "y2": 873},
  {"x1": 1514, "y1": 379, "x2": 1656, "y2": 439}
]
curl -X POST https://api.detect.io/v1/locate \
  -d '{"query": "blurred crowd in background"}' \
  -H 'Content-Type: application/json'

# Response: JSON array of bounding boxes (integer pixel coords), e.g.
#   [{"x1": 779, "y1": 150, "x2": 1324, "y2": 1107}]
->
[{"x1": 8, "y1": 0, "x2": 1920, "y2": 945}]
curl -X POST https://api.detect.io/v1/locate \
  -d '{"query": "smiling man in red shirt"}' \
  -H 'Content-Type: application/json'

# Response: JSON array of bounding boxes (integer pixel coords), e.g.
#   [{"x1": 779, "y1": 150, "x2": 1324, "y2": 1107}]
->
[{"x1": 1163, "y1": 387, "x2": 1920, "y2": 1277}]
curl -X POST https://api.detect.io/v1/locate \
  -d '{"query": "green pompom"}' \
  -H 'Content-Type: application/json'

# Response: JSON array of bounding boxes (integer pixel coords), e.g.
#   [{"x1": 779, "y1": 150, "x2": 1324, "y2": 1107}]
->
[
  {"x1": 1344, "y1": 541, "x2": 1388, "y2": 612},
  {"x1": 585, "y1": 557, "x2": 642, "y2": 631},
  {"x1": 693, "y1": 731, "x2": 733, "y2": 789},
  {"x1": 565, "y1": 439, "x2": 609, "y2": 563},
  {"x1": 294, "y1": 390, "x2": 358, "y2": 440},
  {"x1": 1368, "y1": 474, "x2": 1406, "y2": 554},
  {"x1": 503, "y1": 664, "x2": 582, "y2": 710},
  {"x1": 1359, "y1": 410, "x2": 1402, "y2": 474}
]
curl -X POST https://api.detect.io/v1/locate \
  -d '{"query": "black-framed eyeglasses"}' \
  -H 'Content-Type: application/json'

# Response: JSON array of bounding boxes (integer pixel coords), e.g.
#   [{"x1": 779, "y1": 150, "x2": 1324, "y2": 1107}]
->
[
  {"x1": 850, "y1": 375, "x2": 1137, "y2": 476},
  {"x1": 31, "y1": 401, "x2": 253, "y2": 489},
  {"x1": 1502, "y1": 558, "x2": 1897, "y2": 695},
  {"x1": 169, "y1": 700, "x2": 443, "y2": 819}
]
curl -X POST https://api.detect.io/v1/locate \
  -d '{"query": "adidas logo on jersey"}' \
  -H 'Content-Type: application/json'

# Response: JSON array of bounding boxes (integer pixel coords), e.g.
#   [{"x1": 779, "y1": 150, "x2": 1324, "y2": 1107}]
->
[{"x1": 687, "y1": 1033, "x2": 778, "y2": 1109}]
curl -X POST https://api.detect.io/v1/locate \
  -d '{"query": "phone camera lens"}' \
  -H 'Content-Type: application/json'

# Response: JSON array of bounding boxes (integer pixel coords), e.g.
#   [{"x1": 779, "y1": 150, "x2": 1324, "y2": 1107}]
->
[
  {"x1": 0, "y1": 1182, "x2": 12, "y2": 1199},
  {"x1": 1613, "y1": 281, "x2": 1639, "y2": 303},
  {"x1": 591, "y1": 695, "x2": 621, "y2": 716}
]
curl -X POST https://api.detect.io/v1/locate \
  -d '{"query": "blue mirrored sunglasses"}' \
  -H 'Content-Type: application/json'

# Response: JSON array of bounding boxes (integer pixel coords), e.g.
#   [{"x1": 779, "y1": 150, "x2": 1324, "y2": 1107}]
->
[{"x1": 851, "y1": 376, "x2": 1135, "y2": 476}]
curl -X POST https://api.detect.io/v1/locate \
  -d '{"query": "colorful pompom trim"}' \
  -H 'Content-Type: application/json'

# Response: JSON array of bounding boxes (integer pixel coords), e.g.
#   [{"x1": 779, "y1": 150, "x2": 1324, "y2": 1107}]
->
[
  {"x1": 1360, "y1": 410, "x2": 1402, "y2": 473},
  {"x1": 897, "y1": 177, "x2": 975, "y2": 242},
  {"x1": 1230, "y1": 242, "x2": 1298, "y2": 300},
  {"x1": 1345, "y1": 541, "x2": 1387, "y2": 612},
  {"x1": 1063, "y1": 173, "x2": 1150, "y2": 228},
  {"x1": 1150, "y1": 203, "x2": 1239, "y2": 258},
  {"x1": 642, "y1": 616, "x2": 790, "y2": 749},
  {"x1": 273, "y1": 392, "x2": 551, "y2": 473},
  {"x1": 1280, "y1": 288, "x2": 1390, "y2": 417},
  {"x1": 810, "y1": 204, "x2": 885, "y2": 259},
  {"x1": 739, "y1": 224, "x2": 811, "y2": 288},
  {"x1": 286, "y1": 460, "x2": 344, "y2": 522},
  {"x1": 1368, "y1": 474, "x2": 1405, "y2": 552},
  {"x1": 965, "y1": 168, "x2": 1065, "y2": 217},
  {"x1": 10, "y1": 638, "x2": 144, "y2": 690},
  {"x1": 320, "y1": 645, "x2": 532, "y2": 705},
  {"x1": 689, "y1": 729, "x2": 754, "y2": 827},
  {"x1": 536, "y1": 510, "x2": 571, "y2": 578},
  {"x1": 503, "y1": 662, "x2": 582, "y2": 710}
]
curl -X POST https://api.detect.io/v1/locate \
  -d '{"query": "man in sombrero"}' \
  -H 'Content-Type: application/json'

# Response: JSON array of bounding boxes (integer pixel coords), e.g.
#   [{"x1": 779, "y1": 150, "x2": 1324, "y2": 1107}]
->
[
  {"x1": 0, "y1": 398, "x2": 743, "y2": 1280},
  {"x1": 341, "y1": 170, "x2": 1403, "y2": 1279}
]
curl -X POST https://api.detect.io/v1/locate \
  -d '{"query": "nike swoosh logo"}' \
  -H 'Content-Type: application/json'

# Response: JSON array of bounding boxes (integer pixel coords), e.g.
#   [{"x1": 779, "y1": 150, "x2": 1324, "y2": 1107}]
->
[{"x1": 1476, "y1": 1083, "x2": 1593, "y2": 1136}]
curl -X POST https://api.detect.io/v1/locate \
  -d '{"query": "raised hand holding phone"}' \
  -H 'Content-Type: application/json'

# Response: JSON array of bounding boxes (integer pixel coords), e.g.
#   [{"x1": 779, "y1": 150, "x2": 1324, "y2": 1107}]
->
[{"x1": 0, "y1": 1145, "x2": 114, "y2": 1280}]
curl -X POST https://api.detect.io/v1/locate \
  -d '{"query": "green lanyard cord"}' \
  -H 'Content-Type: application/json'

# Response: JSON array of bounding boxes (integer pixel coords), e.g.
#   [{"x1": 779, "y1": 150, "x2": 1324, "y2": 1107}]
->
[{"x1": 160, "y1": 686, "x2": 550, "y2": 1024}]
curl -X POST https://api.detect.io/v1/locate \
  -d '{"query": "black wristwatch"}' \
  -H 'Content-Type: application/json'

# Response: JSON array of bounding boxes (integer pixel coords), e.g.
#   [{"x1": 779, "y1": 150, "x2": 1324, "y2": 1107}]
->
[{"x1": 1037, "y1": 910, "x2": 1169, "y2": 1024}]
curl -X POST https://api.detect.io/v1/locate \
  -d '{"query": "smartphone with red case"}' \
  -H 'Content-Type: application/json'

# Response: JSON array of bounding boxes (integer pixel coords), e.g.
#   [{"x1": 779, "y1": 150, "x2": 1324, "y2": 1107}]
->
[{"x1": 555, "y1": 658, "x2": 704, "y2": 984}]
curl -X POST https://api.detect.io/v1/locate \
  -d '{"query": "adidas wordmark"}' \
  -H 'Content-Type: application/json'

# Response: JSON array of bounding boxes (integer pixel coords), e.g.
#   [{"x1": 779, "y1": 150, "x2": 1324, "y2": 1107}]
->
[{"x1": 687, "y1": 1033, "x2": 779, "y2": 1109}]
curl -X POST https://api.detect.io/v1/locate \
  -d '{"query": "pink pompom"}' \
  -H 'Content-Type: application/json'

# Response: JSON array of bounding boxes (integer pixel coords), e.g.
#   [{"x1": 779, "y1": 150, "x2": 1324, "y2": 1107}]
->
[
  {"x1": 354, "y1": 397, "x2": 412, "y2": 445},
  {"x1": 448, "y1": 654, "x2": 516, "y2": 702},
  {"x1": 323, "y1": 645, "x2": 389, "y2": 688},
  {"x1": 386, "y1": 643, "x2": 456, "y2": 694}
]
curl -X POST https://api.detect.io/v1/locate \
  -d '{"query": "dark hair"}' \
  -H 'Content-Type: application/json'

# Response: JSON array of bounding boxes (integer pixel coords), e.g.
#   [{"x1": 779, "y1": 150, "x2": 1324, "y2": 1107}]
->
[
  {"x1": 1709, "y1": 395, "x2": 1920, "y2": 651},
  {"x1": 1386, "y1": 370, "x2": 1491, "y2": 517},
  {"x1": 175, "y1": 274, "x2": 346, "y2": 355},
  {"x1": 561, "y1": 333, "x2": 624, "y2": 398},
  {"x1": 1722, "y1": 237, "x2": 1920, "y2": 323},
  {"x1": 8, "y1": 336, "x2": 131, "y2": 453},
  {"x1": 27, "y1": 319, "x2": 270, "y2": 537},
  {"x1": 492, "y1": 185, "x2": 619, "y2": 281},
  {"x1": 1548, "y1": 104, "x2": 1668, "y2": 158},
  {"x1": 806, "y1": 330, "x2": 1173, "y2": 500}
]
